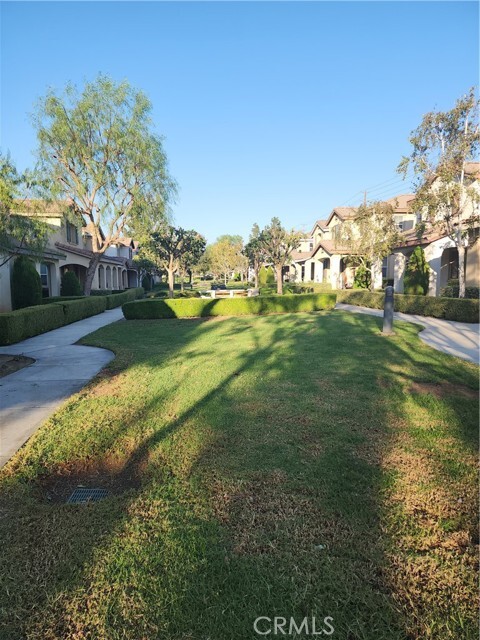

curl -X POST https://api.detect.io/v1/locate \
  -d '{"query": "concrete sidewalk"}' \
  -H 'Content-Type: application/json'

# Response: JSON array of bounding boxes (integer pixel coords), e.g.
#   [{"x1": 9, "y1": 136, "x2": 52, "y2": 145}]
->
[
  {"x1": 0, "y1": 308, "x2": 123, "y2": 467},
  {"x1": 336, "y1": 303, "x2": 480, "y2": 364}
]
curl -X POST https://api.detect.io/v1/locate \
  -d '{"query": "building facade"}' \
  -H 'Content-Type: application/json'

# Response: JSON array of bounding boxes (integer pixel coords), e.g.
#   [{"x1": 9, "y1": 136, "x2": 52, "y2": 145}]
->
[{"x1": 0, "y1": 202, "x2": 139, "y2": 312}]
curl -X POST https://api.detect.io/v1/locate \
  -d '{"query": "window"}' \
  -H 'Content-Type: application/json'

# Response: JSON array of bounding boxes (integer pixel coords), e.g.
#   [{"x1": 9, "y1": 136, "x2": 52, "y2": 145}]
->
[
  {"x1": 40, "y1": 263, "x2": 50, "y2": 297},
  {"x1": 382, "y1": 257, "x2": 388, "y2": 279},
  {"x1": 66, "y1": 222, "x2": 79, "y2": 244}
]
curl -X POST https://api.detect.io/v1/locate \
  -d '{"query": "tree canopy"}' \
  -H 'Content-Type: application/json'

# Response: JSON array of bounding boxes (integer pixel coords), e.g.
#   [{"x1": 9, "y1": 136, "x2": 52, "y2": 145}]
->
[
  {"x1": 339, "y1": 200, "x2": 399, "y2": 291},
  {"x1": 0, "y1": 154, "x2": 49, "y2": 267},
  {"x1": 33, "y1": 74, "x2": 177, "y2": 293},
  {"x1": 398, "y1": 87, "x2": 480, "y2": 297},
  {"x1": 259, "y1": 217, "x2": 303, "y2": 294}
]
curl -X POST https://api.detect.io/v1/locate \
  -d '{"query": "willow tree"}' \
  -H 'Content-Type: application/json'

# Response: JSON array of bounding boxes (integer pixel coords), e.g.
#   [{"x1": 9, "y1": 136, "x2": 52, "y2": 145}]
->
[
  {"x1": 0, "y1": 154, "x2": 48, "y2": 267},
  {"x1": 33, "y1": 75, "x2": 176, "y2": 294},
  {"x1": 339, "y1": 200, "x2": 399, "y2": 291},
  {"x1": 259, "y1": 218, "x2": 303, "y2": 295},
  {"x1": 398, "y1": 88, "x2": 480, "y2": 298}
]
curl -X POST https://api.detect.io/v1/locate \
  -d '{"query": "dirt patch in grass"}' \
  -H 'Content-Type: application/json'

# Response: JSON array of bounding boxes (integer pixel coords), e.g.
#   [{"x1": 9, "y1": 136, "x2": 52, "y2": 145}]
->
[
  {"x1": 88, "y1": 369, "x2": 127, "y2": 398},
  {"x1": 410, "y1": 381, "x2": 478, "y2": 400},
  {"x1": 0, "y1": 354, "x2": 35, "y2": 378},
  {"x1": 210, "y1": 470, "x2": 356, "y2": 557},
  {"x1": 35, "y1": 452, "x2": 150, "y2": 504}
]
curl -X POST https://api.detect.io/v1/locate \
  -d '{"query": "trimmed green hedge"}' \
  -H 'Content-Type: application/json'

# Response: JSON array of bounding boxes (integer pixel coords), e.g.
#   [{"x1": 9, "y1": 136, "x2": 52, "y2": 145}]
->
[
  {"x1": 122, "y1": 293, "x2": 337, "y2": 320},
  {"x1": 337, "y1": 290, "x2": 479, "y2": 323},
  {"x1": 57, "y1": 297, "x2": 107, "y2": 324},
  {"x1": 105, "y1": 288, "x2": 144, "y2": 309},
  {"x1": 0, "y1": 288, "x2": 145, "y2": 345},
  {"x1": 0, "y1": 304, "x2": 65, "y2": 345},
  {"x1": 41, "y1": 296, "x2": 86, "y2": 304}
]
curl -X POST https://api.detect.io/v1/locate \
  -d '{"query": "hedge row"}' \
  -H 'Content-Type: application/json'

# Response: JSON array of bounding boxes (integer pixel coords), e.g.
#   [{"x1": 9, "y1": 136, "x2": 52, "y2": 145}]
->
[
  {"x1": 105, "y1": 287, "x2": 144, "y2": 309},
  {"x1": 41, "y1": 296, "x2": 86, "y2": 304},
  {"x1": 0, "y1": 304, "x2": 66, "y2": 345},
  {"x1": 337, "y1": 290, "x2": 479, "y2": 323},
  {"x1": 122, "y1": 293, "x2": 337, "y2": 320},
  {"x1": 0, "y1": 288, "x2": 145, "y2": 345}
]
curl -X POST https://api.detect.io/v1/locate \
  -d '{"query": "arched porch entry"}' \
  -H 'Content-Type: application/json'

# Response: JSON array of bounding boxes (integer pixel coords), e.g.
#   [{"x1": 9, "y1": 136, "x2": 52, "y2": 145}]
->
[
  {"x1": 440, "y1": 247, "x2": 459, "y2": 289},
  {"x1": 61, "y1": 264, "x2": 87, "y2": 290},
  {"x1": 98, "y1": 265, "x2": 105, "y2": 289},
  {"x1": 127, "y1": 269, "x2": 138, "y2": 288},
  {"x1": 105, "y1": 266, "x2": 112, "y2": 289}
]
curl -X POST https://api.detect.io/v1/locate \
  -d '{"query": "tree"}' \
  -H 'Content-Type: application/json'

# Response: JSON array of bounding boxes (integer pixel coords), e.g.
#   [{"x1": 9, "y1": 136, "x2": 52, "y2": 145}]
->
[
  {"x1": 404, "y1": 246, "x2": 430, "y2": 295},
  {"x1": 178, "y1": 231, "x2": 206, "y2": 290},
  {"x1": 339, "y1": 201, "x2": 399, "y2": 291},
  {"x1": 33, "y1": 75, "x2": 176, "y2": 294},
  {"x1": 146, "y1": 226, "x2": 204, "y2": 298},
  {"x1": 243, "y1": 223, "x2": 266, "y2": 288},
  {"x1": 259, "y1": 218, "x2": 303, "y2": 295},
  {"x1": 0, "y1": 154, "x2": 49, "y2": 267},
  {"x1": 209, "y1": 236, "x2": 245, "y2": 285},
  {"x1": 11, "y1": 256, "x2": 42, "y2": 309},
  {"x1": 133, "y1": 255, "x2": 158, "y2": 289},
  {"x1": 398, "y1": 88, "x2": 480, "y2": 298}
]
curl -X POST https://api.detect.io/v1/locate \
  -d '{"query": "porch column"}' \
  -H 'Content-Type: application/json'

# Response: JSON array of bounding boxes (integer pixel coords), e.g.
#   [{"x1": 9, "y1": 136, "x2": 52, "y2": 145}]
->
[
  {"x1": 372, "y1": 258, "x2": 383, "y2": 290},
  {"x1": 424, "y1": 242, "x2": 445, "y2": 297},
  {"x1": 393, "y1": 252, "x2": 406, "y2": 293},
  {"x1": 316, "y1": 260, "x2": 323, "y2": 283},
  {"x1": 330, "y1": 255, "x2": 341, "y2": 289}
]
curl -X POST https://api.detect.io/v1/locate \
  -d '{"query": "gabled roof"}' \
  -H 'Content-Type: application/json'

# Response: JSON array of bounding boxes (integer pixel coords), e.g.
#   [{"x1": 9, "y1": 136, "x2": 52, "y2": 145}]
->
[
  {"x1": 311, "y1": 239, "x2": 355, "y2": 257},
  {"x1": 465, "y1": 162, "x2": 480, "y2": 179},
  {"x1": 385, "y1": 194, "x2": 416, "y2": 213},
  {"x1": 325, "y1": 207, "x2": 357, "y2": 227},
  {"x1": 310, "y1": 219, "x2": 329, "y2": 234},
  {"x1": 55, "y1": 242, "x2": 128, "y2": 266}
]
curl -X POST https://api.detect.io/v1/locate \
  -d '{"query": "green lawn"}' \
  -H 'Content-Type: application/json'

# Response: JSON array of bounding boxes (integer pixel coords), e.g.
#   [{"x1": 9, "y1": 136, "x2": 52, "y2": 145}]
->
[{"x1": 0, "y1": 311, "x2": 478, "y2": 639}]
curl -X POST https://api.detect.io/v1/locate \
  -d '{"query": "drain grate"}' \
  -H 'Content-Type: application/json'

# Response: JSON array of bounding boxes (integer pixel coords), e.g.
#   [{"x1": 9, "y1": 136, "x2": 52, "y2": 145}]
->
[{"x1": 67, "y1": 487, "x2": 109, "y2": 504}]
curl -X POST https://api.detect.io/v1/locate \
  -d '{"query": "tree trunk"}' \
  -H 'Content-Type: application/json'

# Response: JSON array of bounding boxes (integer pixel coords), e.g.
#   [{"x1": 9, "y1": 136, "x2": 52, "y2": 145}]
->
[
  {"x1": 254, "y1": 266, "x2": 259, "y2": 289},
  {"x1": 224, "y1": 272, "x2": 227, "y2": 285},
  {"x1": 168, "y1": 268, "x2": 175, "y2": 299},
  {"x1": 84, "y1": 254, "x2": 101, "y2": 295},
  {"x1": 458, "y1": 243, "x2": 466, "y2": 298},
  {"x1": 276, "y1": 264, "x2": 283, "y2": 295},
  {"x1": 180, "y1": 275, "x2": 184, "y2": 292}
]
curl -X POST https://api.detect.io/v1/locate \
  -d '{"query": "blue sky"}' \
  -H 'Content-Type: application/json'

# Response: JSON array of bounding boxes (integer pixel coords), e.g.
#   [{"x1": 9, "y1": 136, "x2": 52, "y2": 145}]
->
[{"x1": 1, "y1": 1, "x2": 478, "y2": 243}]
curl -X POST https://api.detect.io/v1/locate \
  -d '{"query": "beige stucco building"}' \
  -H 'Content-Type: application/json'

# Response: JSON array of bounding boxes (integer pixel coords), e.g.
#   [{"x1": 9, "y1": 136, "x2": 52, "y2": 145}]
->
[
  {"x1": 388, "y1": 164, "x2": 480, "y2": 296},
  {"x1": 0, "y1": 202, "x2": 139, "y2": 312},
  {"x1": 289, "y1": 195, "x2": 417, "y2": 290}
]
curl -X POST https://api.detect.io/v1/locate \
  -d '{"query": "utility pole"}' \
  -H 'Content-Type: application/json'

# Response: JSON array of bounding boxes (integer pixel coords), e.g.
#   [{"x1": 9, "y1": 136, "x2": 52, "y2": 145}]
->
[{"x1": 363, "y1": 190, "x2": 367, "y2": 206}]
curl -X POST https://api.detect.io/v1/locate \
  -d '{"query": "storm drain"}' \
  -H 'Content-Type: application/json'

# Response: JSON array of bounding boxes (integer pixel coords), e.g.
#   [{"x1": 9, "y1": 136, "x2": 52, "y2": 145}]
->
[{"x1": 66, "y1": 487, "x2": 109, "y2": 504}]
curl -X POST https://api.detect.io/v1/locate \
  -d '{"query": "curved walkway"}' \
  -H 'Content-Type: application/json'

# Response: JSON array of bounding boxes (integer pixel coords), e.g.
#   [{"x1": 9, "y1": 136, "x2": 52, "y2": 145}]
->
[
  {"x1": 0, "y1": 308, "x2": 123, "y2": 467},
  {"x1": 336, "y1": 303, "x2": 479, "y2": 365}
]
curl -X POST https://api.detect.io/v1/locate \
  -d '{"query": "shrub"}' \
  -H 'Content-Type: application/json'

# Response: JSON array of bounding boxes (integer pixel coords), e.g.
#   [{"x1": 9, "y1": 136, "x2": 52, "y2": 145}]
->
[
  {"x1": 404, "y1": 246, "x2": 429, "y2": 295},
  {"x1": 258, "y1": 266, "x2": 275, "y2": 285},
  {"x1": 56, "y1": 297, "x2": 107, "y2": 324},
  {"x1": 122, "y1": 293, "x2": 337, "y2": 320},
  {"x1": 337, "y1": 290, "x2": 479, "y2": 323},
  {"x1": 41, "y1": 296, "x2": 85, "y2": 304},
  {"x1": 174, "y1": 290, "x2": 201, "y2": 299},
  {"x1": 142, "y1": 275, "x2": 152, "y2": 291},
  {"x1": 60, "y1": 271, "x2": 82, "y2": 296},
  {"x1": 0, "y1": 304, "x2": 65, "y2": 345},
  {"x1": 90, "y1": 289, "x2": 113, "y2": 296},
  {"x1": 353, "y1": 265, "x2": 371, "y2": 289},
  {"x1": 11, "y1": 256, "x2": 42, "y2": 309},
  {"x1": 441, "y1": 278, "x2": 479, "y2": 300},
  {"x1": 104, "y1": 289, "x2": 139, "y2": 309}
]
